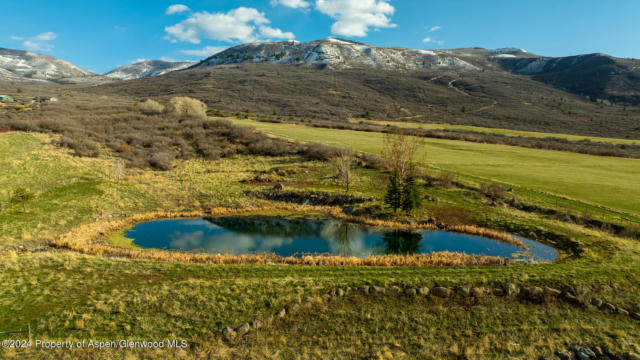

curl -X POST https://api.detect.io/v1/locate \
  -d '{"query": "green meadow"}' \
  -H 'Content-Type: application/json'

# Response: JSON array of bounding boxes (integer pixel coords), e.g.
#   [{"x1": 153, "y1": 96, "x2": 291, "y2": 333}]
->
[{"x1": 228, "y1": 118, "x2": 640, "y2": 217}]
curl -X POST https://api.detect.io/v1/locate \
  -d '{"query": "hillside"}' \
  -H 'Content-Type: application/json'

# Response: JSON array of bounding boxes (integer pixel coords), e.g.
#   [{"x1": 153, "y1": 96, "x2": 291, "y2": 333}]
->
[
  {"x1": 0, "y1": 47, "x2": 94, "y2": 81},
  {"x1": 88, "y1": 63, "x2": 640, "y2": 139},
  {"x1": 105, "y1": 59, "x2": 196, "y2": 80}
]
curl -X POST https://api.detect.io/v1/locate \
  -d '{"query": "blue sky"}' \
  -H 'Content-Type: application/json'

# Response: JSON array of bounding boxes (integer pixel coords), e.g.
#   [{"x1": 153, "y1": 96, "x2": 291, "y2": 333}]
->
[{"x1": 1, "y1": 0, "x2": 639, "y2": 74}]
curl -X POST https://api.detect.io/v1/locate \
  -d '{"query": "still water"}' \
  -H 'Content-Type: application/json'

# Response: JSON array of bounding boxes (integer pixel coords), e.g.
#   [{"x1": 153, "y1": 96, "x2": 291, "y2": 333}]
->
[{"x1": 125, "y1": 216, "x2": 557, "y2": 262}]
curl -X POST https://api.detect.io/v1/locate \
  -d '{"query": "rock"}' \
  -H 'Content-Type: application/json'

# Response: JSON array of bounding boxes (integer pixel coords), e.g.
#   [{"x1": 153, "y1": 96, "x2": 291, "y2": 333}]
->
[
  {"x1": 358, "y1": 285, "x2": 370, "y2": 294},
  {"x1": 599, "y1": 284, "x2": 612, "y2": 292},
  {"x1": 236, "y1": 323, "x2": 250, "y2": 335},
  {"x1": 337, "y1": 288, "x2": 345, "y2": 297},
  {"x1": 617, "y1": 308, "x2": 629, "y2": 316},
  {"x1": 222, "y1": 327, "x2": 236, "y2": 341},
  {"x1": 389, "y1": 285, "x2": 402, "y2": 294},
  {"x1": 556, "y1": 351, "x2": 572, "y2": 360},
  {"x1": 273, "y1": 184, "x2": 284, "y2": 192},
  {"x1": 405, "y1": 288, "x2": 417, "y2": 297},
  {"x1": 277, "y1": 308, "x2": 287, "y2": 318},
  {"x1": 602, "y1": 303, "x2": 616, "y2": 313},
  {"x1": 580, "y1": 348, "x2": 596, "y2": 358},
  {"x1": 454, "y1": 285, "x2": 471, "y2": 298},
  {"x1": 322, "y1": 294, "x2": 331, "y2": 301},
  {"x1": 543, "y1": 286, "x2": 562, "y2": 297},
  {"x1": 590, "y1": 298, "x2": 603, "y2": 307},
  {"x1": 371, "y1": 286, "x2": 386, "y2": 294},
  {"x1": 288, "y1": 303, "x2": 300, "y2": 313},
  {"x1": 431, "y1": 287, "x2": 453, "y2": 298},
  {"x1": 252, "y1": 319, "x2": 263, "y2": 329},
  {"x1": 265, "y1": 314, "x2": 274, "y2": 324},
  {"x1": 575, "y1": 351, "x2": 590, "y2": 360},
  {"x1": 470, "y1": 287, "x2": 486, "y2": 298},
  {"x1": 492, "y1": 287, "x2": 505, "y2": 296},
  {"x1": 575, "y1": 285, "x2": 591, "y2": 296},
  {"x1": 502, "y1": 283, "x2": 519, "y2": 296},
  {"x1": 631, "y1": 312, "x2": 640, "y2": 321},
  {"x1": 564, "y1": 292, "x2": 580, "y2": 304},
  {"x1": 627, "y1": 352, "x2": 640, "y2": 360},
  {"x1": 418, "y1": 287, "x2": 430, "y2": 296}
]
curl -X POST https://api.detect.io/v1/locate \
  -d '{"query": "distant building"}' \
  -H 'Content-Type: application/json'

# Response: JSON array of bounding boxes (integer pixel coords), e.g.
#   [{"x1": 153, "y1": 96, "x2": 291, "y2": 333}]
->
[
  {"x1": 0, "y1": 95, "x2": 14, "y2": 102},
  {"x1": 31, "y1": 96, "x2": 58, "y2": 103}
]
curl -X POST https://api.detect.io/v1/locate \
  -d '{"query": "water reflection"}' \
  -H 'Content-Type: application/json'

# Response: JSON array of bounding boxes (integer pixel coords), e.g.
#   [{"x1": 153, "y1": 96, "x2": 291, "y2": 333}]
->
[{"x1": 125, "y1": 216, "x2": 557, "y2": 262}]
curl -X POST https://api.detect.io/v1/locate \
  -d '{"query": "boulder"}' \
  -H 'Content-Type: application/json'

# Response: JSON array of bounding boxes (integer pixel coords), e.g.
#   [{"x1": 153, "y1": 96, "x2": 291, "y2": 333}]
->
[
  {"x1": 470, "y1": 287, "x2": 486, "y2": 298},
  {"x1": 288, "y1": 302, "x2": 300, "y2": 313},
  {"x1": 405, "y1": 288, "x2": 417, "y2": 297},
  {"x1": 575, "y1": 285, "x2": 591, "y2": 296},
  {"x1": 252, "y1": 319, "x2": 263, "y2": 329},
  {"x1": 521, "y1": 286, "x2": 544, "y2": 300},
  {"x1": 543, "y1": 286, "x2": 562, "y2": 297},
  {"x1": 389, "y1": 285, "x2": 402, "y2": 294},
  {"x1": 602, "y1": 303, "x2": 616, "y2": 313},
  {"x1": 337, "y1": 288, "x2": 345, "y2": 297},
  {"x1": 358, "y1": 285, "x2": 370, "y2": 295},
  {"x1": 222, "y1": 327, "x2": 236, "y2": 341},
  {"x1": 371, "y1": 286, "x2": 386, "y2": 294},
  {"x1": 492, "y1": 287, "x2": 505, "y2": 296},
  {"x1": 556, "y1": 351, "x2": 572, "y2": 360},
  {"x1": 590, "y1": 298, "x2": 603, "y2": 307},
  {"x1": 418, "y1": 287, "x2": 430, "y2": 296},
  {"x1": 502, "y1": 283, "x2": 519, "y2": 296},
  {"x1": 432, "y1": 287, "x2": 453, "y2": 298},
  {"x1": 277, "y1": 308, "x2": 287, "y2": 318},
  {"x1": 631, "y1": 312, "x2": 640, "y2": 321},
  {"x1": 617, "y1": 308, "x2": 629, "y2": 316},
  {"x1": 303, "y1": 296, "x2": 314, "y2": 305},
  {"x1": 236, "y1": 323, "x2": 250, "y2": 335},
  {"x1": 454, "y1": 285, "x2": 471, "y2": 298}
]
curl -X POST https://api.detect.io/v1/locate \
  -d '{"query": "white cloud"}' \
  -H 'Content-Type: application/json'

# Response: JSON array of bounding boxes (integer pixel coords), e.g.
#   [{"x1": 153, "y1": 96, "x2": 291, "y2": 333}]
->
[
  {"x1": 165, "y1": 7, "x2": 293, "y2": 44},
  {"x1": 270, "y1": 0, "x2": 311, "y2": 8},
  {"x1": 23, "y1": 40, "x2": 54, "y2": 51},
  {"x1": 179, "y1": 46, "x2": 229, "y2": 57},
  {"x1": 10, "y1": 35, "x2": 24, "y2": 41},
  {"x1": 429, "y1": 25, "x2": 441, "y2": 32},
  {"x1": 259, "y1": 26, "x2": 295, "y2": 40},
  {"x1": 316, "y1": 0, "x2": 396, "y2": 37},
  {"x1": 423, "y1": 37, "x2": 444, "y2": 46},
  {"x1": 33, "y1": 32, "x2": 57, "y2": 41},
  {"x1": 166, "y1": 4, "x2": 190, "y2": 15}
]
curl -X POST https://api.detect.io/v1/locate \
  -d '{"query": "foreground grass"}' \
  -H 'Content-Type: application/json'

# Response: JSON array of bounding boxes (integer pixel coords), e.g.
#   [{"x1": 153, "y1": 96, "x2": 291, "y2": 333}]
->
[
  {"x1": 228, "y1": 118, "x2": 640, "y2": 217},
  {"x1": 1, "y1": 131, "x2": 639, "y2": 359}
]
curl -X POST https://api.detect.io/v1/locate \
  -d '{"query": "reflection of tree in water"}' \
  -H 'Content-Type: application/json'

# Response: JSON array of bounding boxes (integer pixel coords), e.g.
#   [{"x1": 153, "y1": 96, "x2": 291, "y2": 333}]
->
[
  {"x1": 383, "y1": 231, "x2": 422, "y2": 255},
  {"x1": 328, "y1": 223, "x2": 362, "y2": 256}
]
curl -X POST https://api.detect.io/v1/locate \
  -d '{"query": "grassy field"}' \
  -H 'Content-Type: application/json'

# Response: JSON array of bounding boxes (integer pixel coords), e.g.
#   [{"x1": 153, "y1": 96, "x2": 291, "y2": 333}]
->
[
  {"x1": 359, "y1": 119, "x2": 640, "y2": 145},
  {"x1": 228, "y1": 118, "x2": 640, "y2": 217},
  {"x1": 1, "y1": 131, "x2": 640, "y2": 359}
]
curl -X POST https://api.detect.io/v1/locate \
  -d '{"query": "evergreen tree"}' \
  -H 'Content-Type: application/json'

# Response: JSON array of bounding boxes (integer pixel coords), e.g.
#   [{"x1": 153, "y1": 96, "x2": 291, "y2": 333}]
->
[
  {"x1": 401, "y1": 170, "x2": 423, "y2": 212},
  {"x1": 384, "y1": 171, "x2": 403, "y2": 212}
]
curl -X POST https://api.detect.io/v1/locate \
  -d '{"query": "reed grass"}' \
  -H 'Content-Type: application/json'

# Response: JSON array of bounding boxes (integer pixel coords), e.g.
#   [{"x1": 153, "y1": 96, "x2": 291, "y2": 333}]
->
[{"x1": 52, "y1": 205, "x2": 527, "y2": 267}]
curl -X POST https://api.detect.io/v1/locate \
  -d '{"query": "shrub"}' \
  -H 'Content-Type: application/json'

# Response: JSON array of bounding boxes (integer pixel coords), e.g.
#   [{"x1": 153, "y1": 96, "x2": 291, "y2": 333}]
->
[
  {"x1": 149, "y1": 152, "x2": 174, "y2": 170},
  {"x1": 481, "y1": 183, "x2": 506, "y2": 201},
  {"x1": 165, "y1": 97, "x2": 207, "y2": 119},
  {"x1": 59, "y1": 136, "x2": 100, "y2": 157},
  {"x1": 303, "y1": 143, "x2": 339, "y2": 161},
  {"x1": 135, "y1": 99, "x2": 164, "y2": 114}
]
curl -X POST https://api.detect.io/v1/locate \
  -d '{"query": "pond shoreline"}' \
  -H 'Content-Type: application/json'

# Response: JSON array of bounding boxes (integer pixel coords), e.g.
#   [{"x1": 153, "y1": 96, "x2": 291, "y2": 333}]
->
[{"x1": 53, "y1": 204, "x2": 561, "y2": 267}]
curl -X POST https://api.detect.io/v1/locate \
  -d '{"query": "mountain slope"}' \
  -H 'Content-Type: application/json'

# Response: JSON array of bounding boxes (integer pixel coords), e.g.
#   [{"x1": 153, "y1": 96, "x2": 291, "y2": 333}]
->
[
  {"x1": 105, "y1": 60, "x2": 195, "y2": 80},
  {"x1": 0, "y1": 48, "x2": 93, "y2": 81},
  {"x1": 194, "y1": 37, "x2": 479, "y2": 72}
]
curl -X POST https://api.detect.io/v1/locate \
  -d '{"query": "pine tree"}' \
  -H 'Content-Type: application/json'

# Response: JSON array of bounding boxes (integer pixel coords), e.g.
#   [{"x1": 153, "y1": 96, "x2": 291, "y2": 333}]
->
[
  {"x1": 384, "y1": 171, "x2": 403, "y2": 212},
  {"x1": 401, "y1": 170, "x2": 423, "y2": 212}
]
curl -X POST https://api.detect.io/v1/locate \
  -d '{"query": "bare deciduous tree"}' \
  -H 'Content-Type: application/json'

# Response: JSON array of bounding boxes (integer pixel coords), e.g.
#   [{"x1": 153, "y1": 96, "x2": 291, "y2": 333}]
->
[
  {"x1": 382, "y1": 130, "x2": 425, "y2": 180},
  {"x1": 114, "y1": 159, "x2": 125, "y2": 182},
  {"x1": 334, "y1": 147, "x2": 355, "y2": 193}
]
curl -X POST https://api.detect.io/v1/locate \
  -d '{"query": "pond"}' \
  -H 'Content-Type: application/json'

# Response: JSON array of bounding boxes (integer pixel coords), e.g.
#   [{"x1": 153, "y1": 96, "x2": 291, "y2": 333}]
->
[{"x1": 123, "y1": 216, "x2": 558, "y2": 262}]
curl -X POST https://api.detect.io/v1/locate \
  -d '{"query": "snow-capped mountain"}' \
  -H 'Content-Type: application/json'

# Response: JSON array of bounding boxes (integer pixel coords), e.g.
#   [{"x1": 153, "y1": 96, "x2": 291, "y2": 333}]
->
[
  {"x1": 193, "y1": 37, "x2": 480, "y2": 72},
  {"x1": 105, "y1": 60, "x2": 196, "y2": 80},
  {"x1": 0, "y1": 48, "x2": 93, "y2": 81}
]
